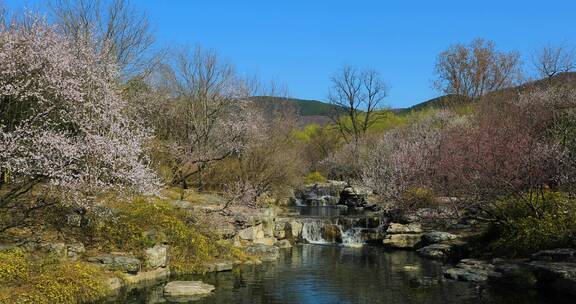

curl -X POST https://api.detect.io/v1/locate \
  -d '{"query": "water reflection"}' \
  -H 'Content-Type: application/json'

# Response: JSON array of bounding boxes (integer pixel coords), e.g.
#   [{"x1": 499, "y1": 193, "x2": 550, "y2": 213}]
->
[{"x1": 109, "y1": 245, "x2": 568, "y2": 304}]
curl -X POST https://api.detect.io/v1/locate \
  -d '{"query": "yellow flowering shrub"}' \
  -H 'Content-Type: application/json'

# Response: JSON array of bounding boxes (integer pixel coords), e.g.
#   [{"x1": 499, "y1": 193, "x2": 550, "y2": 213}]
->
[
  {"x1": 88, "y1": 197, "x2": 242, "y2": 274},
  {"x1": 305, "y1": 171, "x2": 327, "y2": 184},
  {"x1": 0, "y1": 250, "x2": 108, "y2": 304}
]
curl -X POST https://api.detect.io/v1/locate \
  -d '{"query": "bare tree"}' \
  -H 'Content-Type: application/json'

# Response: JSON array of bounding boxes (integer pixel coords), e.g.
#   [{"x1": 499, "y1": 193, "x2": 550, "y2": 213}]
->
[
  {"x1": 434, "y1": 38, "x2": 521, "y2": 99},
  {"x1": 150, "y1": 46, "x2": 261, "y2": 189},
  {"x1": 532, "y1": 42, "x2": 576, "y2": 79},
  {"x1": 49, "y1": 0, "x2": 156, "y2": 78},
  {"x1": 328, "y1": 65, "x2": 387, "y2": 143}
]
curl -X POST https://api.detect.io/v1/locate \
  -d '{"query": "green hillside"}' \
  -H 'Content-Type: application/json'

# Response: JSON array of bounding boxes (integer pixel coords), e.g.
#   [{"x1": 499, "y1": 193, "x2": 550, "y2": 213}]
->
[{"x1": 250, "y1": 96, "x2": 343, "y2": 116}]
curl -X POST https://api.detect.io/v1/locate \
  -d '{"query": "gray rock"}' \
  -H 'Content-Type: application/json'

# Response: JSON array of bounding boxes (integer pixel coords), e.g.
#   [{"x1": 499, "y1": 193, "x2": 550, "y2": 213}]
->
[
  {"x1": 244, "y1": 244, "x2": 280, "y2": 261},
  {"x1": 274, "y1": 221, "x2": 287, "y2": 239},
  {"x1": 237, "y1": 224, "x2": 265, "y2": 241},
  {"x1": 66, "y1": 243, "x2": 85, "y2": 261},
  {"x1": 87, "y1": 254, "x2": 141, "y2": 274},
  {"x1": 145, "y1": 244, "x2": 168, "y2": 269},
  {"x1": 443, "y1": 259, "x2": 497, "y2": 283},
  {"x1": 489, "y1": 261, "x2": 537, "y2": 288},
  {"x1": 421, "y1": 231, "x2": 457, "y2": 245},
  {"x1": 214, "y1": 261, "x2": 233, "y2": 272},
  {"x1": 38, "y1": 242, "x2": 67, "y2": 258},
  {"x1": 214, "y1": 227, "x2": 236, "y2": 239},
  {"x1": 296, "y1": 180, "x2": 348, "y2": 198},
  {"x1": 386, "y1": 223, "x2": 423, "y2": 234},
  {"x1": 383, "y1": 234, "x2": 423, "y2": 249},
  {"x1": 338, "y1": 186, "x2": 372, "y2": 207},
  {"x1": 531, "y1": 248, "x2": 576, "y2": 263},
  {"x1": 417, "y1": 244, "x2": 452, "y2": 260},
  {"x1": 124, "y1": 267, "x2": 170, "y2": 286},
  {"x1": 163, "y1": 281, "x2": 215, "y2": 301},
  {"x1": 527, "y1": 261, "x2": 576, "y2": 295},
  {"x1": 287, "y1": 220, "x2": 303, "y2": 240},
  {"x1": 205, "y1": 260, "x2": 233, "y2": 272},
  {"x1": 106, "y1": 277, "x2": 124, "y2": 294}
]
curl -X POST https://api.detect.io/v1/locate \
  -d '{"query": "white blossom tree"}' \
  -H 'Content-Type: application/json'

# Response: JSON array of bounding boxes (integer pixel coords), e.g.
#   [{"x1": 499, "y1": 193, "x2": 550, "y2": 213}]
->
[{"x1": 0, "y1": 13, "x2": 159, "y2": 231}]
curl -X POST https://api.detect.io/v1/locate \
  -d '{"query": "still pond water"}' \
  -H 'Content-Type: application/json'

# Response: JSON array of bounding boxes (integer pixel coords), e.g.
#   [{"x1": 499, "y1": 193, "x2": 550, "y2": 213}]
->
[{"x1": 107, "y1": 244, "x2": 567, "y2": 304}]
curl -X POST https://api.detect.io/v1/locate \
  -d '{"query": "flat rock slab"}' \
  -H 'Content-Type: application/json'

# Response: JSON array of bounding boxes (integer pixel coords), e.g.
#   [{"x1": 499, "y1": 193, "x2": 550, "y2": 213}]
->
[
  {"x1": 386, "y1": 223, "x2": 422, "y2": 234},
  {"x1": 444, "y1": 259, "x2": 497, "y2": 283},
  {"x1": 87, "y1": 254, "x2": 141, "y2": 274},
  {"x1": 417, "y1": 244, "x2": 452, "y2": 260},
  {"x1": 164, "y1": 281, "x2": 215, "y2": 301},
  {"x1": 205, "y1": 260, "x2": 234, "y2": 272},
  {"x1": 383, "y1": 234, "x2": 423, "y2": 249},
  {"x1": 421, "y1": 231, "x2": 457, "y2": 245}
]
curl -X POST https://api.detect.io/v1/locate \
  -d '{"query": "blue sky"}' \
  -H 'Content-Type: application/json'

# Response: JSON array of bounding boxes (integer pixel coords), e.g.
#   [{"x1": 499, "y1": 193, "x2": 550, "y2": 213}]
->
[{"x1": 4, "y1": 0, "x2": 576, "y2": 108}]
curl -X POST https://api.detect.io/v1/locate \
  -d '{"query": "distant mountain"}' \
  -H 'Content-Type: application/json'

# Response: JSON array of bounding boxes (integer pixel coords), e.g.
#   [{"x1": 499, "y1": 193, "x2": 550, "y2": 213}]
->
[
  {"x1": 399, "y1": 72, "x2": 576, "y2": 113},
  {"x1": 250, "y1": 96, "x2": 344, "y2": 125}
]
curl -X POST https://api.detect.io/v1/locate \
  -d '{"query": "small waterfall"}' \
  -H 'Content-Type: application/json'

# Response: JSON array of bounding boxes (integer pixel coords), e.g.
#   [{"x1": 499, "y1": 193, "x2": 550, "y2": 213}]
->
[
  {"x1": 302, "y1": 219, "x2": 368, "y2": 247},
  {"x1": 340, "y1": 228, "x2": 364, "y2": 247},
  {"x1": 294, "y1": 198, "x2": 305, "y2": 206},
  {"x1": 302, "y1": 220, "x2": 329, "y2": 244}
]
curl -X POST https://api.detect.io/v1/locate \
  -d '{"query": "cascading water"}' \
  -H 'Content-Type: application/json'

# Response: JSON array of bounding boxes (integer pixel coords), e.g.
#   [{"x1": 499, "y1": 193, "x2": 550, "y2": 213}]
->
[
  {"x1": 301, "y1": 219, "x2": 329, "y2": 244},
  {"x1": 340, "y1": 227, "x2": 364, "y2": 247},
  {"x1": 301, "y1": 218, "x2": 369, "y2": 247}
]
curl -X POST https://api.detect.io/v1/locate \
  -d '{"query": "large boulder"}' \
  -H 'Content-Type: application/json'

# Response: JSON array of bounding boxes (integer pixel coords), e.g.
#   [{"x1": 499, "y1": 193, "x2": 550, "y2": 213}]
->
[
  {"x1": 145, "y1": 244, "x2": 168, "y2": 269},
  {"x1": 287, "y1": 220, "x2": 303, "y2": 240},
  {"x1": 488, "y1": 260, "x2": 537, "y2": 288},
  {"x1": 87, "y1": 254, "x2": 141, "y2": 274},
  {"x1": 383, "y1": 234, "x2": 422, "y2": 249},
  {"x1": 163, "y1": 281, "x2": 215, "y2": 301},
  {"x1": 338, "y1": 186, "x2": 372, "y2": 207},
  {"x1": 237, "y1": 224, "x2": 265, "y2": 241},
  {"x1": 274, "y1": 221, "x2": 287, "y2": 239},
  {"x1": 527, "y1": 261, "x2": 576, "y2": 295},
  {"x1": 296, "y1": 180, "x2": 348, "y2": 199},
  {"x1": 421, "y1": 231, "x2": 457, "y2": 245},
  {"x1": 322, "y1": 224, "x2": 342, "y2": 243},
  {"x1": 382, "y1": 223, "x2": 423, "y2": 249},
  {"x1": 37, "y1": 242, "x2": 67, "y2": 258}
]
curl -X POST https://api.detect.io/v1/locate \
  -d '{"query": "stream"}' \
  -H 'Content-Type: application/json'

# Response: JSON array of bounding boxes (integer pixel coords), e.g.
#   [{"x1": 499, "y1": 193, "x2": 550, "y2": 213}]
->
[{"x1": 107, "y1": 205, "x2": 570, "y2": 304}]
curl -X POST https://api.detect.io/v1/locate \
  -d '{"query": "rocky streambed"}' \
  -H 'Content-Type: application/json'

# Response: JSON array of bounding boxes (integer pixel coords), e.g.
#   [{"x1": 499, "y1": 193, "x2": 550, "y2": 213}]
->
[{"x1": 97, "y1": 181, "x2": 576, "y2": 303}]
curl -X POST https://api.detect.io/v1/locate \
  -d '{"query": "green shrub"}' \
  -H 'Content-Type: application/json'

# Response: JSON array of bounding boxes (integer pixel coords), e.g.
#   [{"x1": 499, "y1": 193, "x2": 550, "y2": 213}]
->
[
  {"x1": 402, "y1": 187, "x2": 438, "y2": 209},
  {"x1": 488, "y1": 192, "x2": 576, "y2": 257},
  {"x1": 0, "y1": 249, "x2": 108, "y2": 304},
  {"x1": 305, "y1": 171, "x2": 327, "y2": 184}
]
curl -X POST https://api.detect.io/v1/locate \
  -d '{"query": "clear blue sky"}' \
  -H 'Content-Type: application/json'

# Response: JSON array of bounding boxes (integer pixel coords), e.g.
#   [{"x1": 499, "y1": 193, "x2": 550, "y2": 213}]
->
[{"x1": 4, "y1": 0, "x2": 576, "y2": 108}]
